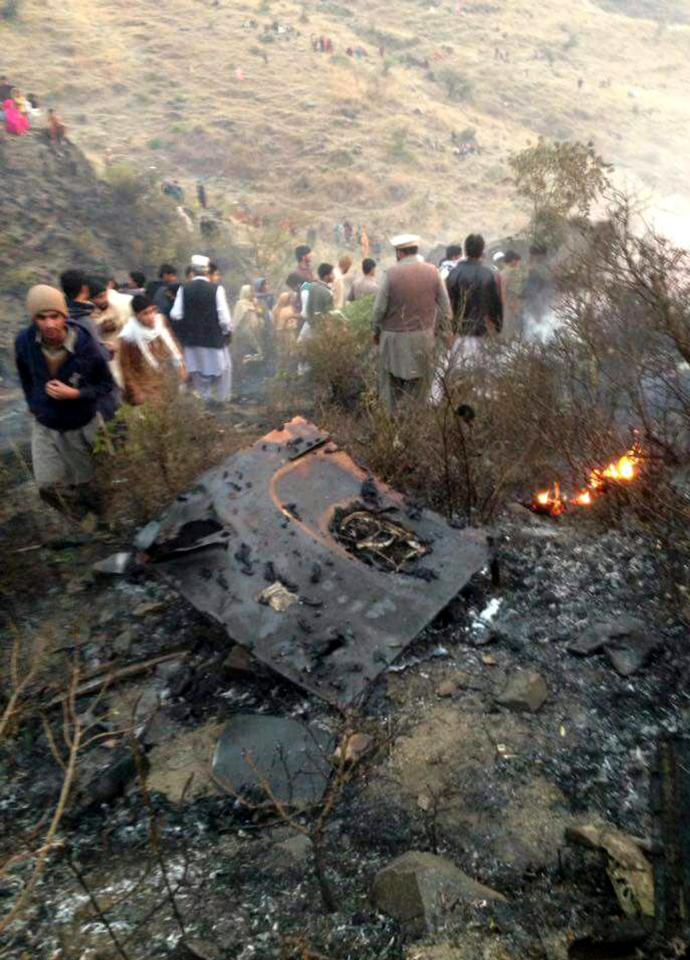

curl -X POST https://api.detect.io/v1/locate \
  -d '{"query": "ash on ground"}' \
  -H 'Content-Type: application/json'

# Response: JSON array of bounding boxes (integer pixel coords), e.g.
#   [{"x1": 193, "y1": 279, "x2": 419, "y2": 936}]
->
[{"x1": 1, "y1": 498, "x2": 687, "y2": 959}]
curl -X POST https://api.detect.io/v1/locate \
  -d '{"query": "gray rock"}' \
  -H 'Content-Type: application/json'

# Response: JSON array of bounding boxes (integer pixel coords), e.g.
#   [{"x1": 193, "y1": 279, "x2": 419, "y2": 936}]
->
[
  {"x1": 172, "y1": 941, "x2": 221, "y2": 960},
  {"x1": 496, "y1": 670, "x2": 549, "y2": 713},
  {"x1": 567, "y1": 616, "x2": 645, "y2": 656},
  {"x1": 92, "y1": 552, "x2": 132, "y2": 576},
  {"x1": 212, "y1": 714, "x2": 333, "y2": 808},
  {"x1": 372, "y1": 850, "x2": 506, "y2": 933},
  {"x1": 604, "y1": 634, "x2": 658, "y2": 677},
  {"x1": 112, "y1": 628, "x2": 134, "y2": 656},
  {"x1": 272, "y1": 833, "x2": 312, "y2": 866},
  {"x1": 134, "y1": 521, "x2": 161, "y2": 552}
]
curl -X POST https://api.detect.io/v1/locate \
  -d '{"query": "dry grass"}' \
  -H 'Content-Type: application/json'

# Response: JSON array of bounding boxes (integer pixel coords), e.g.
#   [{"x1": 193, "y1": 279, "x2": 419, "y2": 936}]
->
[
  {"x1": 1, "y1": 0, "x2": 688, "y2": 250},
  {"x1": 93, "y1": 381, "x2": 257, "y2": 531}
]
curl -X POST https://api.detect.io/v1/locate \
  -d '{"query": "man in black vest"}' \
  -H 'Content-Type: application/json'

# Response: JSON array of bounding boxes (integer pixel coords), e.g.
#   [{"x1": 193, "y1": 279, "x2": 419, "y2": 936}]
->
[{"x1": 170, "y1": 254, "x2": 233, "y2": 403}]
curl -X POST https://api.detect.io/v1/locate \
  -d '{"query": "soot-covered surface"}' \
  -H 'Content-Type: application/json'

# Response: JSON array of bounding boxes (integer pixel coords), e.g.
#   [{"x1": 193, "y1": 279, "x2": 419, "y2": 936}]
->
[{"x1": 143, "y1": 417, "x2": 488, "y2": 706}]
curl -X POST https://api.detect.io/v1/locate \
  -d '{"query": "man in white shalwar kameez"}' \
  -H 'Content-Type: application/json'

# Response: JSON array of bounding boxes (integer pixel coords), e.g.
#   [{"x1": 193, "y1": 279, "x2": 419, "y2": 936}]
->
[{"x1": 170, "y1": 254, "x2": 233, "y2": 403}]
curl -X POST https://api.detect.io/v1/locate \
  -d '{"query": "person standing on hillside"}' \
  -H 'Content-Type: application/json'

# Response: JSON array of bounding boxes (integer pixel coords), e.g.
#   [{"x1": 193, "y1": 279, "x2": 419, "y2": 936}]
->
[
  {"x1": 348, "y1": 258, "x2": 379, "y2": 301},
  {"x1": 154, "y1": 272, "x2": 181, "y2": 320},
  {"x1": 439, "y1": 243, "x2": 464, "y2": 281},
  {"x1": 121, "y1": 271, "x2": 146, "y2": 296},
  {"x1": 293, "y1": 244, "x2": 315, "y2": 284},
  {"x1": 145, "y1": 263, "x2": 178, "y2": 301},
  {"x1": 15, "y1": 285, "x2": 115, "y2": 518},
  {"x1": 446, "y1": 233, "x2": 502, "y2": 360},
  {"x1": 119, "y1": 295, "x2": 186, "y2": 406},
  {"x1": 170, "y1": 254, "x2": 233, "y2": 404},
  {"x1": 232, "y1": 284, "x2": 264, "y2": 395},
  {"x1": 197, "y1": 180, "x2": 208, "y2": 209},
  {"x1": 87, "y1": 277, "x2": 127, "y2": 387},
  {"x1": 47, "y1": 108, "x2": 67, "y2": 146},
  {"x1": 372, "y1": 234, "x2": 452, "y2": 413},
  {"x1": 305, "y1": 263, "x2": 335, "y2": 324},
  {"x1": 60, "y1": 269, "x2": 98, "y2": 332},
  {"x1": 332, "y1": 255, "x2": 354, "y2": 309}
]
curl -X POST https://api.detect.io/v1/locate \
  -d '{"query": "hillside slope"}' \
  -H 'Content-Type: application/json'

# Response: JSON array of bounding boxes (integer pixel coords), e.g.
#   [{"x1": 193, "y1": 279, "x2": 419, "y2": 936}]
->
[{"x1": 1, "y1": 0, "x2": 689, "y2": 251}]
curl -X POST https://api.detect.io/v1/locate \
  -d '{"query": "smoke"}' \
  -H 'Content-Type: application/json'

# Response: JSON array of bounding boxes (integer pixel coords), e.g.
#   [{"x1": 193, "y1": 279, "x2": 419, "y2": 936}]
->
[{"x1": 524, "y1": 308, "x2": 563, "y2": 343}]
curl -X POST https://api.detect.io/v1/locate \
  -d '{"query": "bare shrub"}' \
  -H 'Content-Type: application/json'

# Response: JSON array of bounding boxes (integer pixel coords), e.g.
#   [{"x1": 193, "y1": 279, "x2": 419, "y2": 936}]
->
[
  {"x1": 301, "y1": 200, "x2": 690, "y2": 541},
  {"x1": 94, "y1": 382, "x2": 249, "y2": 530}
]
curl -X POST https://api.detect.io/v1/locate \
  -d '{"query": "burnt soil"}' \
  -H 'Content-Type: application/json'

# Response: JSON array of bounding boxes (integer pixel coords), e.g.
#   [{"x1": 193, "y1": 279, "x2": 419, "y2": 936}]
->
[{"x1": 1, "y1": 472, "x2": 688, "y2": 958}]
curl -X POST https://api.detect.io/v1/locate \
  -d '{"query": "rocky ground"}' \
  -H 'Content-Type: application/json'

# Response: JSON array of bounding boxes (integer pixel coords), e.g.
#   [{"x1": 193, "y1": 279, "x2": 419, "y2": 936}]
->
[{"x1": 1, "y1": 423, "x2": 685, "y2": 958}]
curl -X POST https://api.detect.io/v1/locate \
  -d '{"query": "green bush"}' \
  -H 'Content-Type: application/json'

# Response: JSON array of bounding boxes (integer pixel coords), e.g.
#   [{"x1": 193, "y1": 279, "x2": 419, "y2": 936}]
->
[
  {"x1": 437, "y1": 67, "x2": 473, "y2": 102},
  {"x1": 105, "y1": 162, "x2": 150, "y2": 205}
]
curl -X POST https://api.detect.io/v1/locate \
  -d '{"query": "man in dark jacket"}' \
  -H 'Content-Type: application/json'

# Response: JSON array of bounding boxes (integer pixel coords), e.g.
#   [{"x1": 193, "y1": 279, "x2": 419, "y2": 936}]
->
[
  {"x1": 60, "y1": 267, "x2": 120, "y2": 421},
  {"x1": 145, "y1": 263, "x2": 178, "y2": 302},
  {"x1": 60, "y1": 268, "x2": 98, "y2": 333},
  {"x1": 446, "y1": 234, "x2": 502, "y2": 340},
  {"x1": 15, "y1": 285, "x2": 115, "y2": 516}
]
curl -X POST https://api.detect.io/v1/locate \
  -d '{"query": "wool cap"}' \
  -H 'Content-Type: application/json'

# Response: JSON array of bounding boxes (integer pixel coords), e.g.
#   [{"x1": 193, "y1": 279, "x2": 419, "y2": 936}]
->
[{"x1": 26, "y1": 284, "x2": 69, "y2": 319}]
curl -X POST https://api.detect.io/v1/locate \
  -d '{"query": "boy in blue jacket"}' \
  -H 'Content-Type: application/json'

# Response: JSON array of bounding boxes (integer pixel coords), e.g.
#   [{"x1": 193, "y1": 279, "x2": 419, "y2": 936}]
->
[{"x1": 15, "y1": 285, "x2": 116, "y2": 517}]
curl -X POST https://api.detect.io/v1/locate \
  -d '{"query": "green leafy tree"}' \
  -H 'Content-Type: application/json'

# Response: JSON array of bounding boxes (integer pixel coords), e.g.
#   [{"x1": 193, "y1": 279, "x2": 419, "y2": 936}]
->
[{"x1": 509, "y1": 138, "x2": 613, "y2": 242}]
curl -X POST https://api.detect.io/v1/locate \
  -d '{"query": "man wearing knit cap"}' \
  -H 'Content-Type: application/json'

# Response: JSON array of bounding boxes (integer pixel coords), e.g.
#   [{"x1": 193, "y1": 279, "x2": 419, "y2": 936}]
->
[
  {"x1": 170, "y1": 254, "x2": 233, "y2": 404},
  {"x1": 372, "y1": 234, "x2": 452, "y2": 413},
  {"x1": 15, "y1": 285, "x2": 116, "y2": 517}
]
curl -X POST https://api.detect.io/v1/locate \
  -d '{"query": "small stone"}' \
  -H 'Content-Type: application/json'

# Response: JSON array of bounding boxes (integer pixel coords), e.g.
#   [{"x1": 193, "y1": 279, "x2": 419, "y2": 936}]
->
[
  {"x1": 336, "y1": 732, "x2": 373, "y2": 763},
  {"x1": 604, "y1": 634, "x2": 658, "y2": 677},
  {"x1": 155, "y1": 658, "x2": 184, "y2": 680},
  {"x1": 372, "y1": 850, "x2": 506, "y2": 933},
  {"x1": 80, "y1": 512, "x2": 98, "y2": 534},
  {"x1": 66, "y1": 577, "x2": 90, "y2": 595},
  {"x1": 173, "y1": 941, "x2": 222, "y2": 960},
  {"x1": 482, "y1": 654, "x2": 497, "y2": 666},
  {"x1": 567, "y1": 616, "x2": 645, "y2": 657},
  {"x1": 273, "y1": 833, "x2": 312, "y2": 866},
  {"x1": 134, "y1": 520, "x2": 161, "y2": 551},
  {"x1": 93, "y1": 552, "x2": 131, "y2": 576},
  {"x1": 222, "y1": 645, "x2": 260, "y2": 678},
  {"x1": 437, "y1": 679, "x2": 458, "y2": 698},
  {"x1": 133, "y1": 601, "x2": 165, "y2": 617},
  {"x1": 496, "y1": 670, "x2": 549, "y2": 713},
  {"x1": 112, "y1": 628, "x2": 133, "y2": 656}
]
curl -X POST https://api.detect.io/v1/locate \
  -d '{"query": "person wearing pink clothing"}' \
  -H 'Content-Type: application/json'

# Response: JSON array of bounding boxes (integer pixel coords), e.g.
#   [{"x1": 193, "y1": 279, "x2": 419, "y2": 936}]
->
[{"x1": 3, "y1": 98, "x2": 30, "y2": 135}]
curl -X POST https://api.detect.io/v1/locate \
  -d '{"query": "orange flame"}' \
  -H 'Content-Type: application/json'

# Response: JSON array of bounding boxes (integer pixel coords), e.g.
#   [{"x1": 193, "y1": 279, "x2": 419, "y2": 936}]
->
[{"x1": 531, "y1": 447, "x2": 642, "y2": 517}]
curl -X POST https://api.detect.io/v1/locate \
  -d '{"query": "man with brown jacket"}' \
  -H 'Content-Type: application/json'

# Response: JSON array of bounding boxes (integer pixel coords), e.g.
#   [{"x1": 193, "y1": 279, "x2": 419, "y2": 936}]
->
[{"x1": 372, "y1": 234, "x2": 452, "y2": 413}]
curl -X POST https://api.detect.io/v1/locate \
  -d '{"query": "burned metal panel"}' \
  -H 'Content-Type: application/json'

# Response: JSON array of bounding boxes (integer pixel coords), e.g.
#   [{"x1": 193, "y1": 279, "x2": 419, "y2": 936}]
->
[{"x1": 144, "y1": 417, "x2": 488, "y2": 706}]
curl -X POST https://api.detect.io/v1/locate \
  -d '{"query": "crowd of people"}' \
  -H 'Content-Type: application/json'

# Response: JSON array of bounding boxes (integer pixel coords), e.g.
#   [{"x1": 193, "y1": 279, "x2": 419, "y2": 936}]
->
[
  {"x1": 282, "y1": 233, "x2": 552, "y2": 413},
  {"x1": 14, "y1": 233, "x2": 552, "y2": 523},
  {"x1": 13, "y1": 256, "x2": 280, "y2": 520}
]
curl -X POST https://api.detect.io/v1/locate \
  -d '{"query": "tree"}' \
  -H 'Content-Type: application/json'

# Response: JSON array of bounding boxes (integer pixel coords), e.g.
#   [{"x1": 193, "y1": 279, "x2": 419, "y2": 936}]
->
[
  {"x1": 437, "y1": 67, "x2": 473, "y2": 103},
  {"x1": 508, "y1": 138, "x2": 613, "y2": 242}
]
